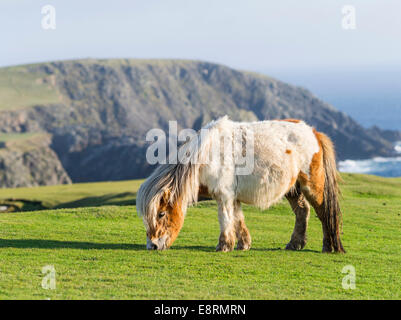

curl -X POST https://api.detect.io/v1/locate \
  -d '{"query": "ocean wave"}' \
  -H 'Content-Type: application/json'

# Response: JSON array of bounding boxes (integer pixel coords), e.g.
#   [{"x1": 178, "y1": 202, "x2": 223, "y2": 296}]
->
[
  {"x1": 395, "y1": 141, "x2": 401, "y2": 153},
  {"x1": 338, "y1": 141, "x2": 401, "y2": 177}
]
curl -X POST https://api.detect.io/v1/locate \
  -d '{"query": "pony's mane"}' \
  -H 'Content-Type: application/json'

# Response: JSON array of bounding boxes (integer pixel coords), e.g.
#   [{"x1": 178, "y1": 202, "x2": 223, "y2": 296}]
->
[{"x1": 137, "y1": 116, "x2": 230, "y2": 228}]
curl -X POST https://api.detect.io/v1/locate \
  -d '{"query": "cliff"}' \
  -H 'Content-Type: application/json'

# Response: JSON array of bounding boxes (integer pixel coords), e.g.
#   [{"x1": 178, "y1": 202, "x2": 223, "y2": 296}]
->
[{"x1": 0, "y1": 59, "x2": 398, "y2": 187}]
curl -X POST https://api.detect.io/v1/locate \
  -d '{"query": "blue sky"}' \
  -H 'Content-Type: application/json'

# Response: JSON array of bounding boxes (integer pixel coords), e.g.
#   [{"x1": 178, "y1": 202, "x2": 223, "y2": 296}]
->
[
  {"x1": 2, "y1": 0, "x2": 401, "y2": 129},
  {"x1": 1, "y1": 0, "x2": 401, "y2": 72}
]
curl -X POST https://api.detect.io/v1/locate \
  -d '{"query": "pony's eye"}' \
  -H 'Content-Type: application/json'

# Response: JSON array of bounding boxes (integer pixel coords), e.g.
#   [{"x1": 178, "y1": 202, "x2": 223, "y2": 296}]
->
[{"x1": 158, "y1": 212, "x2": 166, "y2": 219}]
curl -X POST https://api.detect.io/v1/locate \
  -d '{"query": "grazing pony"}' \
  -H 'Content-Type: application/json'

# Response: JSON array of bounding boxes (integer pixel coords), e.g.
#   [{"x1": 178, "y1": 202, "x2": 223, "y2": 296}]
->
[{"x1": 137, "y1": 116, "x2": 345, "y2": 253}]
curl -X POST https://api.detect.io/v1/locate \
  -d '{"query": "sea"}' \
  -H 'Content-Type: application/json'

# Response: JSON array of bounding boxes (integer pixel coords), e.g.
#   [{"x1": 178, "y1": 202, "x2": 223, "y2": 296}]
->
[
  {"x1": 264, "y1": 66, "x2": 401, "y2": 178},
  {"x1": 338, "y1": 142, "x2": 401, "y2": 177}
]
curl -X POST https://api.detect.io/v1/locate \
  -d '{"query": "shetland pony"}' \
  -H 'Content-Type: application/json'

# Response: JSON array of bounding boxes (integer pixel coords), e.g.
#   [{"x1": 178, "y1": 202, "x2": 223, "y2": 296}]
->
[{"x1": 137, "y1": 116, "x2": 345, "y2": 253}]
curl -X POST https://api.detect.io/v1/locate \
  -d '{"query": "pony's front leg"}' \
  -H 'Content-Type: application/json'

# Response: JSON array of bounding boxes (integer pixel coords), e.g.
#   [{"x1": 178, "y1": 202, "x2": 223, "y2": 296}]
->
[
  {"x1": 234, "y1": 201, "x2": 251, "y2": 250},
  {"x1": 216, "y1": 200, "x2": 236, "y2": 252}
]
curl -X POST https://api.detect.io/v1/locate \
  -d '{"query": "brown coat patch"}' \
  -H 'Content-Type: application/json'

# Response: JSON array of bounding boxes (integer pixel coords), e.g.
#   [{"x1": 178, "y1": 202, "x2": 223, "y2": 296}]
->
[
  {"x1": 166, "y1": 198, "x2": 184, "y2": 246},
  {"x1": 279, "y1": 118, "x2": 301, "y2": 124},
  {"x1": 308, "y1": 133, "x2": 325, "y2": 205},
  {"x1": 297, "y1": 131, "x2": 325, "y2": 205},
  {"x1": 149, "y1": 194, "x2": 184, "y2": 248}
]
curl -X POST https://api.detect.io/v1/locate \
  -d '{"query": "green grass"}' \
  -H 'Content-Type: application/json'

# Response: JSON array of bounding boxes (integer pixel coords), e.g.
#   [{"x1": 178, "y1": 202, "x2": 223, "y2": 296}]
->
[
  {"x1": 0, "y1": 133, "x2": 48, "y2": 154},
  {"x1": 0, "y1": 173, "x2": 400, "y2": 299},
  {"x1": 0, "y1": 133, "x2": 40, "y2": 143},
  {"x1": 0, "y1": 180, "x2": 143, "y2": 209},
  {"x1": 0, "y1": 66, "x2": 61, "y2": 110}
]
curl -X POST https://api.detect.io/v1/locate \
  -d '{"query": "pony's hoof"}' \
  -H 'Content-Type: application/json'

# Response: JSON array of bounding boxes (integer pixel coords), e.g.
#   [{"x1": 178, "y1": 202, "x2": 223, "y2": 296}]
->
[
  {"x1": 322, "y1": 245, "x2": 334, "y2": 253},
  {"x1": 236, "y1": 241, "x2": 251, "y2": 251},
  {"x1": 216, "y1": 242, "x2": 234, "y2": 252},
  {"x1": 285, "y1": 239, "x2": 306, "y2": 251},
  {"x1": 322, "y1": 240, "x2": 333, "y2": 253}
]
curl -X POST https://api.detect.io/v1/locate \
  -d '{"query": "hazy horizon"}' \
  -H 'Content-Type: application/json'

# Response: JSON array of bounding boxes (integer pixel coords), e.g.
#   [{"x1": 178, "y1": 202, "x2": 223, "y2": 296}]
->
[
  {"x1": 2, "y1": 1, "x2": 401, "y2": 69},
  {"x1": 2, "y1": 0, "x2": 401, "y2": 130}
]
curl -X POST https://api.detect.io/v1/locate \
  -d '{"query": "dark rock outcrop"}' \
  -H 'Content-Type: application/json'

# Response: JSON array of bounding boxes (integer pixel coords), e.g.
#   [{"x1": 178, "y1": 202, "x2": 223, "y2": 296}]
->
[
  {"x1": 0, "y1": 59, "x2": 399, "y2": 187},
  {"x1": 0, "y1": 134, "x2": 71, "y2": 188}
]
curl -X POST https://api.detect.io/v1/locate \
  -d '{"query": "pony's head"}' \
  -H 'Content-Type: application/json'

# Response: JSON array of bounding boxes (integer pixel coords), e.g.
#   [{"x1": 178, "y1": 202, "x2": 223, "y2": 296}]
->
[
  {"x1": 137, "y1": 118, "x2": 228, "y2": 249},
  {"x1": 145, "y1": 188, "x2": 184, "y2": 250},
  {"x1": 137, "y1": 163, "x2": 199, "y2": 250}
]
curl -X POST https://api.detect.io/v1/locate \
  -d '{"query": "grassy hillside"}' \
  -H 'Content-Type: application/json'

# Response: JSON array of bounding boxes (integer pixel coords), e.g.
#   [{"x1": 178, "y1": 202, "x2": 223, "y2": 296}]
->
[
  {"x1": 0, "y1": 173, "x2": 400, "y2": 299},
  {"x1": 0, "y1": 133, "x2": 39, "y2": 143},
  {"x1": 0, "y1": 66, "x2": 61, "y2": 110},
  {"x1": 0, "y1": 133, "x2": 48, "y2": 151}
]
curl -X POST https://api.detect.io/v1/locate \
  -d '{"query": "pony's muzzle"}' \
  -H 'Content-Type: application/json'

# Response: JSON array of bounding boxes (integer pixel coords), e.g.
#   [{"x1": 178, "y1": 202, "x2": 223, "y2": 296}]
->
[
  {"x1": 147, "y1": 237, "x2": 167, "y2": 250},
  {"x1": 146, "y1": 238, "x2": 157, "y2": 250}
]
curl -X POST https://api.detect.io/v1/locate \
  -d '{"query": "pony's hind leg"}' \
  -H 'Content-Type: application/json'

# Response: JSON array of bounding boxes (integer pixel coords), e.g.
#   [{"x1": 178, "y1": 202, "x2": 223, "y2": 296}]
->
[
  {"x1": 285, "y1": 184, "x2": 310, "y2": 251},
  {"x1": 216, "y1": 199, "x2": 236, "y2": 252},
  {"x1": 301, "y1": 183, "x2": 336, "y2": 253},
  {"x1": 234, "y1": 201, "x2": 251, "y2": 251},
  {"x1": 298, "y1": 131, "x2": 345, "y2": 253}
]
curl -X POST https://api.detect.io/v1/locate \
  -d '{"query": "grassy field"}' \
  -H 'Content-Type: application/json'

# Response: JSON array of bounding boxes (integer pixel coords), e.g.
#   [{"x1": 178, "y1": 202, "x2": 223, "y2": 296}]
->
[
  {"x1": 0, "y1": 173, "x2": 400, "y2": 299},
  {"x1": 0, "y1": 180, "x2": 143, "y2": 210}
]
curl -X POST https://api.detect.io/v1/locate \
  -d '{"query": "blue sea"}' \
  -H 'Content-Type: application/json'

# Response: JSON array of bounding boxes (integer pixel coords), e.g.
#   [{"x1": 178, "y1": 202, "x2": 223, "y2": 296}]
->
[
  {"x1": 264, "y1": 67, "x2": 401, "y2": 178},
  {"x1": 338, "y1": 142, "x2": 401, "y2": 177}
]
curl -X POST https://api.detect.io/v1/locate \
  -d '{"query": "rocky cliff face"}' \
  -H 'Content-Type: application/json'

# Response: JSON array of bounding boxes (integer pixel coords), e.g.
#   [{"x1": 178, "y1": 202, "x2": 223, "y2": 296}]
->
[
  {"x1": 0, "y1": 59, "x2": 398, "y2": 187},
  {"x1": 0, "y1": 134, "x2": 71, "y2": 188}
]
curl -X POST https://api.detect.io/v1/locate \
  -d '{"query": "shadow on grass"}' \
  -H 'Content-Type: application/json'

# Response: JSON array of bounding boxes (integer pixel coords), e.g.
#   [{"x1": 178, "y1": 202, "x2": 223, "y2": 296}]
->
[
  {"x1": 0, "y1": 239, "x2": 321, "y2": 253},
  {"x1": 0, "y1": 240, "x2": 213, "y2": 252},
  {"x1": 171, "y1": 245, "x2": 321, "y2": 253},
  {"x1": 0, "y1": 193, "x2": 138, "y2": 213},
  {"x1": 0, "y1": 239, "x2": 144, "y2": 250},
  {"x1": 172, "y1": 246, "x2": 283, "y2": 252},
  {"x1": 54, "y1": 192, "x2": 136, "y2": 209},
  {"x1": 251, "y1": 247, "x2": 320, "y2": 253}
]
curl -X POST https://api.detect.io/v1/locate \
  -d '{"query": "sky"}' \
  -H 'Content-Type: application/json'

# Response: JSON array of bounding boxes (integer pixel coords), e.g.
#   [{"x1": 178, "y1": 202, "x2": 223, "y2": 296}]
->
[
  {"x1": 1, "y1": 0, "x2": 401, "y2": 71},
  {"x1": 1, "y1": 0, "x2": 401, "y2": 129}
]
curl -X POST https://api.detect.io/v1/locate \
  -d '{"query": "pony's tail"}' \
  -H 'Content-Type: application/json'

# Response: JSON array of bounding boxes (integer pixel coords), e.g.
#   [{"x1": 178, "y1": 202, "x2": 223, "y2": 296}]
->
[{"x1": 317, "y1": 132, "x2": 345, "y2": 253}]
